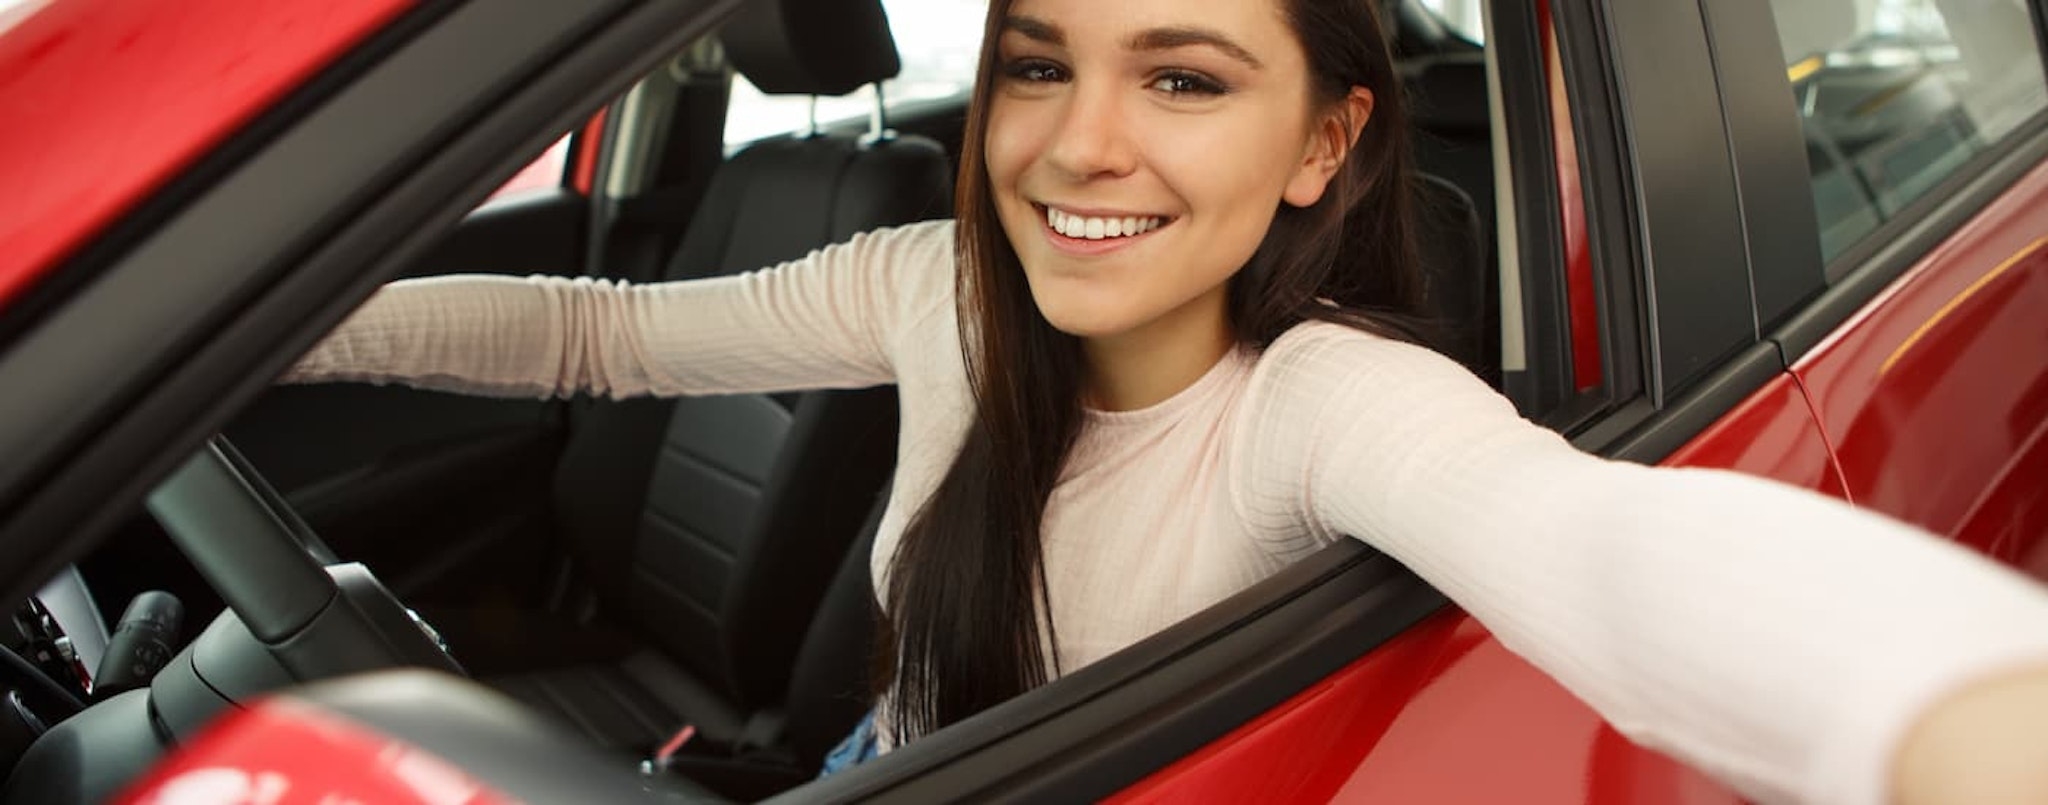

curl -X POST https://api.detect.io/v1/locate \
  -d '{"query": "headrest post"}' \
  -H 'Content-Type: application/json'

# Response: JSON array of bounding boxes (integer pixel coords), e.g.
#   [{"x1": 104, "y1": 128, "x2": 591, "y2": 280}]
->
[
  {"x1": 860, "y1": 81, "x2": 897, "y2": 147},
  {"x1": 803, "y1": 96, "x2": 819, "y2": 138}
]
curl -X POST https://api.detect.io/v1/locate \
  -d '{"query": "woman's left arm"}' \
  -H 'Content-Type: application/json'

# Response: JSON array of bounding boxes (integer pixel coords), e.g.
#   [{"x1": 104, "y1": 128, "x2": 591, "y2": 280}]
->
[{"x1": 1235, "y1": 324, "x2": 2048, "y2": 805}]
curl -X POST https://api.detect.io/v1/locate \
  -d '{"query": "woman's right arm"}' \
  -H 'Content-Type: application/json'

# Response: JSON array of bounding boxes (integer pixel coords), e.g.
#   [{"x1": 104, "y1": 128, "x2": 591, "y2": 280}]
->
[{"x1": 284, "y1": 220, "x2": 956, "y2": 399}]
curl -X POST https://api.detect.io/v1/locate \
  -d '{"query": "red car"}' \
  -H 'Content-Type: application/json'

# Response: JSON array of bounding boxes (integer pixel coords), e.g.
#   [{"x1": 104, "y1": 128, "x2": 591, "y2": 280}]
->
[{"x1": 0, "y1": 0, "x2": 2042, "y2": 802}]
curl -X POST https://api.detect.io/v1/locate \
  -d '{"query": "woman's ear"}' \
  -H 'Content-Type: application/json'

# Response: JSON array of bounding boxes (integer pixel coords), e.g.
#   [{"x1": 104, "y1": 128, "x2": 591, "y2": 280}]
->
[{"x1": 1283, "y1": 86, "x2": 1375, "y2": 208}]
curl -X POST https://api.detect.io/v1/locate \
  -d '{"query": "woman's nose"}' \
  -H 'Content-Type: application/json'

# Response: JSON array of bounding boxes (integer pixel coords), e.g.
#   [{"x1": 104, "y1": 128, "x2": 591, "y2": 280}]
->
[{"x1": 1043, "y1": 81, "x2": 1139, "y2": 180}]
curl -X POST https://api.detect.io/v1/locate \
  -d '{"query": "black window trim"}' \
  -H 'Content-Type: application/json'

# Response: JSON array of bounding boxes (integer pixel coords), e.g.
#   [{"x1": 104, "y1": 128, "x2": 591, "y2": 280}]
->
[{"x1": 1694, "y1": 0, "x2": 1830, "y2": 335}]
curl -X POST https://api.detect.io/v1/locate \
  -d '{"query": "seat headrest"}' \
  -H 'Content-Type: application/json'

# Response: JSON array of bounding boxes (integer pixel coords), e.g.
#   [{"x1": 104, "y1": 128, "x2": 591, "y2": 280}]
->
[{"x1": 721, "y1": 0, "x2": 903, "y2": 96}]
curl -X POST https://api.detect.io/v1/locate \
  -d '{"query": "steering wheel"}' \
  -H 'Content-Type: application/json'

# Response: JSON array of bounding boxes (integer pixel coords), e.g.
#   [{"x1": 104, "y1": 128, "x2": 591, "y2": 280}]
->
[{"x1": 142, "y1": 435, "x2": 462, "y2": 691}]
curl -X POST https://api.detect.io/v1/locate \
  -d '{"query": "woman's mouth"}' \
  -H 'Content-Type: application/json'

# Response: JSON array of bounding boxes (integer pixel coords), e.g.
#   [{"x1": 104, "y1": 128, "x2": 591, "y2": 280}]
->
[{"x1": 1035, "y1": 204, "x2": 1175, "y2": 255}]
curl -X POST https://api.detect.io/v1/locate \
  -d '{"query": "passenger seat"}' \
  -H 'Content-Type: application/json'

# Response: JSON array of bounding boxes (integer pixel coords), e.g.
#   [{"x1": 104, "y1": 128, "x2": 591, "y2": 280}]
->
[{"x1": 486, "y1": 0, "x2": 949, "y2": 760}]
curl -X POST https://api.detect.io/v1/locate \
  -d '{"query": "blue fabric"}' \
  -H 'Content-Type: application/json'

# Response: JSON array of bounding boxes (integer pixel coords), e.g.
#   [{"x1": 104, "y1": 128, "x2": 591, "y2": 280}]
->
[{"x1": 816, "y1": 711, "x2": 879, "y2": 778}]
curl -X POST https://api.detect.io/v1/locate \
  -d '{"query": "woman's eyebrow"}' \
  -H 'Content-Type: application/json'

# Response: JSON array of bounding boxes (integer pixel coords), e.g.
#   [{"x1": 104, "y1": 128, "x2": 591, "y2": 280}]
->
[
  {"x1": 999, "y1": 17, "x2": 1264, "y2": 72},
  {"x1": 1127, "y1": 26, "x2": 1265, "y2": 70},
  {"x1": 1001, "y1": 15, "x2": 1063, "y2": 45}
]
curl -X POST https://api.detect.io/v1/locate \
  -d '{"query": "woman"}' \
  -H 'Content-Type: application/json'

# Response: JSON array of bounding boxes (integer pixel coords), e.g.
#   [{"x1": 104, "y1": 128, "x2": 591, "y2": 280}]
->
[{"x1": 289, "y1": 0, "x2": 2048, "y2": 802}]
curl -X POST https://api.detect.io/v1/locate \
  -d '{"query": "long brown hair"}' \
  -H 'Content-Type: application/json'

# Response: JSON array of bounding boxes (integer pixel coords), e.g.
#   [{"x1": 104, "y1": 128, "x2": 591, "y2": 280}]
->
[{"x1": 880, "y1": 0, "x2": 1426, "y2": 741}]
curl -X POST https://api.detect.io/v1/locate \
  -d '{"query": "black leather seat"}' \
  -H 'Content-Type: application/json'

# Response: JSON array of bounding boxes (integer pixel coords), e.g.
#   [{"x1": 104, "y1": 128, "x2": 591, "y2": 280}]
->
[
  {"x1": 485, "y1": 0, "x2": 949, "y2": 766},
  {"x1": 1413, "y1": 173, "x2": 1498, "y2": 387}
]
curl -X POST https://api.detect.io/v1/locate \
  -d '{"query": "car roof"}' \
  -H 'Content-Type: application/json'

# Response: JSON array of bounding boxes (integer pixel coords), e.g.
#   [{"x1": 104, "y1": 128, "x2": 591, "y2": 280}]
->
[{"x1": 0, "y1": 0, "x2": 405, "y2": 309}]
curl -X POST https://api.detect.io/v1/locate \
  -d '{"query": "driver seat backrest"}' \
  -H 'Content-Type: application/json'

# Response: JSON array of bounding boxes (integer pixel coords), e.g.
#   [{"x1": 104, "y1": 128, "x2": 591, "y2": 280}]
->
[{"x1": 493, "y1": 0, "x2": 949, "y2": 753}]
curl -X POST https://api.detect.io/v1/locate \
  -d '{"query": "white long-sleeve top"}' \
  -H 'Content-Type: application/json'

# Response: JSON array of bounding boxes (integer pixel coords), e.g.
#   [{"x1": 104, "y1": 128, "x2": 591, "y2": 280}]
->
[{"x1": 288, "y1": 220, "x2": 2048, "y2": 805}]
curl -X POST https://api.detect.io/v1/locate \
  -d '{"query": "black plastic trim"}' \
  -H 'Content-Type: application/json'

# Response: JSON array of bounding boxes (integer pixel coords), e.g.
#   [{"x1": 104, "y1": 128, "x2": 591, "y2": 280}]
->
[
  {"x1": 1599, "y1": 341, "x2": 1785, "y2": 463},
  {"x1": 1695, "y1": 0, "x2": 1828, "y2": 333},
  {"x1": 1578, "y1": 1, "x2": 1754, "y2": 404},
  {"x1": 787, "y1": 542, "x2": 1446, "y2": 803},
  {"x1": 0, "y1": 0, "x2": 747, "y2": 613},
  {"x1": 1774, "y1": 119, "x2": 2048, "y2": 361}
]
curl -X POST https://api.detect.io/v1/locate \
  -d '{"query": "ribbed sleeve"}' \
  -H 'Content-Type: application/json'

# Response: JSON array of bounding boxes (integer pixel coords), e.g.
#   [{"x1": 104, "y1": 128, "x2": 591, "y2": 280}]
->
[
  {"x1": 1237, "y1": 321, "x2": 2048, "y2": 805},
  {"x1": 284, "y1": 220, "x2": 957, "y2": 398}
]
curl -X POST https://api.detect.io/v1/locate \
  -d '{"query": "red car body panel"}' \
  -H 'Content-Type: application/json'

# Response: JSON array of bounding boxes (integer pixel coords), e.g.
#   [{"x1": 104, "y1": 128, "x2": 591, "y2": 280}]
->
[
  {"x1": 0, "y1": 0, "x2": 407, "y2": 309},
  {"x1": 573, "y1": 108, "x2": 610, "y2": 195},
  {"x1": 112, "y1": 699, "x2": 516, "y2": 805},
  {"x1": 1794, "y1": 159, "x2": 2048, "y2": 576}
]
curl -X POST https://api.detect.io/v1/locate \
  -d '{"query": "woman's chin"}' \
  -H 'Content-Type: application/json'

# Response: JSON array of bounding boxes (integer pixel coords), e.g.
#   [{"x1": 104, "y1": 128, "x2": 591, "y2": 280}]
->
[{"x1": 1031, "y1": 297, "x2": 1138, "y2": 341}]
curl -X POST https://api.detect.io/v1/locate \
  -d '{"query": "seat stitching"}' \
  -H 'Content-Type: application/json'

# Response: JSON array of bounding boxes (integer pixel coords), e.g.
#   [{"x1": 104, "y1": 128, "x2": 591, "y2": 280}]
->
[
  {"x1": 641, "y1": 506, "x2": 739, "y2": 564},
  {"x1": 634, "y1": 565, "x2": 721, "y2": 622},
  {"x1": 658, "y1": 433, "x2": 769, "y2": 491}
]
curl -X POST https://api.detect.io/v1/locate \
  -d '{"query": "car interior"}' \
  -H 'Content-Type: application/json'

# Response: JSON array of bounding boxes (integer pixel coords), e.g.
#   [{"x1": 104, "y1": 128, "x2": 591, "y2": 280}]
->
[{"x1": 0, "y1": 0, "x2": 1514, "y2": 802}]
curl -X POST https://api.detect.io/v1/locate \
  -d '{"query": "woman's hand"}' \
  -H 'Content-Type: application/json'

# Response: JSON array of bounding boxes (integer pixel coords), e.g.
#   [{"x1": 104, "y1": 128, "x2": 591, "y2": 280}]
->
[{"x1": 1893, "y1": 663, "x2": 2048, "y2": 804}]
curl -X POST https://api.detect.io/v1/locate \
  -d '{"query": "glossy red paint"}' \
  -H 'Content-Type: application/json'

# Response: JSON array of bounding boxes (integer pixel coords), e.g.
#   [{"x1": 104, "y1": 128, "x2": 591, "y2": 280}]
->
[
  {"x1": 1663, "y1": 372, "x2": 1851, "y2": 502},
  {"x1": 0, "y1": 0, "x2": 409, "y2": 309},
  {"x1": 1794, "y1": 159, "x2": 2048, "y2": 574},
  {"x1": 1111, "y1": 370, "x2": 1839, "y2": 803},
  {"x1": 113, "y1": 698, "x2": 514, "y2": 805},
  {"x1": 573, "y1": 107, "x2": 611, "y2": 195},
  {"x1": 1105, "y1": 615, "x2": 1461, "y2": 804}
]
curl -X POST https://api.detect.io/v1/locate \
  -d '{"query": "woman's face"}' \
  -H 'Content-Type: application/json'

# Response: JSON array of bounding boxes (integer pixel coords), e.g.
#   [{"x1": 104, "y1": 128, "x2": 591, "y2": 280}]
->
[{"x1": 984, "y1": 0, "x2": 1348, "y2": 344}]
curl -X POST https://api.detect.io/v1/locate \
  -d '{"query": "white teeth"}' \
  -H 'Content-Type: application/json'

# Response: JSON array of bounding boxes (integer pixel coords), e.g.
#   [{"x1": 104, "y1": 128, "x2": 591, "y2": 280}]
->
[{"x1": 1043, "y1": 206, "x2": 1164, "y2": 240}]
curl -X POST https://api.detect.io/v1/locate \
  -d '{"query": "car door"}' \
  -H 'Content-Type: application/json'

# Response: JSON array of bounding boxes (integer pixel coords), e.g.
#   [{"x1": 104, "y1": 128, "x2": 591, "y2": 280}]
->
[{"x1": 1750, "y1": 0, "x2": 2048, "y2": 576}]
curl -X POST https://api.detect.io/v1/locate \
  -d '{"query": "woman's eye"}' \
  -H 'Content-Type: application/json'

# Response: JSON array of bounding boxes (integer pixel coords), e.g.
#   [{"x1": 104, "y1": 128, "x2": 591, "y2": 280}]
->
[
  {"x1": 1001, "y1": 58, "x2": 1068, "y2": 84},
  {"x1": 1149, "y1": 71, "x2": 1228, "y2": 97}
]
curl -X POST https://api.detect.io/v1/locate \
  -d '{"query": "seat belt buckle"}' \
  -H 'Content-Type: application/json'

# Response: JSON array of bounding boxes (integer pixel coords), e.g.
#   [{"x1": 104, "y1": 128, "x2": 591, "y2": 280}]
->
[{"x1": 638, "y1": 724, "x2": 697, "y2": 776}]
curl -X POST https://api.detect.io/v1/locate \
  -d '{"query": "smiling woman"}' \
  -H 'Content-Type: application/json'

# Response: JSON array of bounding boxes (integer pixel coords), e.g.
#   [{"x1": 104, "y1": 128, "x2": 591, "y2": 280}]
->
[
  {"x1": 276, "y1": 0, "x2": 2048, "y2": 803},
  {"x1": 878, "y1": 0, "x2": 1423, "y2": 745}
]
